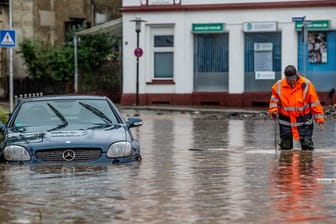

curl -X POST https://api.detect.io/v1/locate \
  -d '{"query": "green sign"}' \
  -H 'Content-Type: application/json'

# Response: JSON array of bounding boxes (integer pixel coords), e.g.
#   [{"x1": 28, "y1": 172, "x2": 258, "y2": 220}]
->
[
  {"x1": 192, "y1": 23, "x2": 224, "y2": 33},
  {"x1": 295, "y1": 20, "x2": 329, "y2": 31}
]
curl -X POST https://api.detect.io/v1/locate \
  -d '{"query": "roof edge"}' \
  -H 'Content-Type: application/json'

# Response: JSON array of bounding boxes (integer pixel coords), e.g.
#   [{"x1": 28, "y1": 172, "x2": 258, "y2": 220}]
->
[{"x1": 76, "y1": 17, "x2": 122, "y2": 36}]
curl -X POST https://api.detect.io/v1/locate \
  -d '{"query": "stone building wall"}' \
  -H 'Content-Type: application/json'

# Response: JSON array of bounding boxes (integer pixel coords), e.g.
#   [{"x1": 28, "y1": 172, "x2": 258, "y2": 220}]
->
[
  {"x1": 12, "y1": 0, "x2": 34, "y2": 79},
  {"x1": 0, "y1": 0, "x2": 121, "y2": 98},
  {"x1": 34, "y1": 0, "x2": 92, "y2": 46},
  {"x1": 95, "y1": 0, "x2": 121, "y2": 23},
  {"x1": 0, "y1": 3, "x2": 9, "y2": 96}
]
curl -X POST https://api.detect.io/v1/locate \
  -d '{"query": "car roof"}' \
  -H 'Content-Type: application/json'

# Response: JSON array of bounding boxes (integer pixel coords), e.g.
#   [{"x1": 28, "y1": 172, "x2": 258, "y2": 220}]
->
[{"x1": 16, "y1": 95, "x2": 110, "y2": 104}]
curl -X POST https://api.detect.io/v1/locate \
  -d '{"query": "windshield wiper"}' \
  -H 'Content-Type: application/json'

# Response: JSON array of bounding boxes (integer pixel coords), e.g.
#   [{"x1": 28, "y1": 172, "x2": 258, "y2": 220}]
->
[
  {"x1": 78, "y1": 101, "x2": 113, "y2": 124},
  {"x1": 47, "y1": 103, "x2": 68, "y2": 131}
]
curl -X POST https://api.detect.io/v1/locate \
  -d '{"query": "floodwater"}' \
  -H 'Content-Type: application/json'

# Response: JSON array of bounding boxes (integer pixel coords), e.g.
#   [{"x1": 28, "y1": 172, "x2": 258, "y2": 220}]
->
[{"x1": 1, "y1": 109, "x2": 336, "y2": 224}]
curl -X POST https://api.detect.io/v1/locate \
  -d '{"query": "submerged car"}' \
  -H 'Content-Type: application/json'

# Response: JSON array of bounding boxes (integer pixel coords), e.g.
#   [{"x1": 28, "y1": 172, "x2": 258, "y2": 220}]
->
[{"x1": 0, "y1": 95, "x2": 143, "y2": 164}]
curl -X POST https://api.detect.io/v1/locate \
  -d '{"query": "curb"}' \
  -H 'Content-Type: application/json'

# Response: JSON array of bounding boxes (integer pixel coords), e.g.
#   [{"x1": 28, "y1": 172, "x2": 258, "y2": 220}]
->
[
  {"x1": 119, "y1": 105, "x2": 267, "y2": 114},
  {"x1": 0, "y1": 101, "x2": 269, "y2": 115}
]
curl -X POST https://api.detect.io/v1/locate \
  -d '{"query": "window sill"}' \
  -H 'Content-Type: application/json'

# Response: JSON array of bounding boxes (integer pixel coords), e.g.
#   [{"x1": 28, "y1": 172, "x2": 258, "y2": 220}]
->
[{"x1": 146, "y1": 80, "x2": 175, "y2": 85}]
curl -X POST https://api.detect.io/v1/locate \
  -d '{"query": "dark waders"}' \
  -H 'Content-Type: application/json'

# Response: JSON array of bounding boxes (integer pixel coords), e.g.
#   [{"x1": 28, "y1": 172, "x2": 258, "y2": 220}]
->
[{"x1": 279, "y1": 113, "x2": 314, "y2": 151}]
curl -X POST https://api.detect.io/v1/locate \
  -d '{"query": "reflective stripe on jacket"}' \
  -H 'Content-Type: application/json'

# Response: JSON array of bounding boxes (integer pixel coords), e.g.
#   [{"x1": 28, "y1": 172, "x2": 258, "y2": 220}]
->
[{"x1": 269, "y1": 74, "x2": 324, "y2": 140}]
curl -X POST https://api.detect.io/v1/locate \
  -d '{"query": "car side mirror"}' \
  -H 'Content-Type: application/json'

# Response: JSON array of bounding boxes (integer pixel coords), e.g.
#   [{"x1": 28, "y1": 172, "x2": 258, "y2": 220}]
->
[{"x1": 126, "y1": 117, "x2": 143, "y2": 128}]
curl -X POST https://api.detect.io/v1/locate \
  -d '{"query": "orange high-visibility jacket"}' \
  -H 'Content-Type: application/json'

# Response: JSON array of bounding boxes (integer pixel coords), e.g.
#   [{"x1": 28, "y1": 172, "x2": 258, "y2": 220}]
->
[{"x1": 269, "y1": 74, "x2": 324, "y2": 140}]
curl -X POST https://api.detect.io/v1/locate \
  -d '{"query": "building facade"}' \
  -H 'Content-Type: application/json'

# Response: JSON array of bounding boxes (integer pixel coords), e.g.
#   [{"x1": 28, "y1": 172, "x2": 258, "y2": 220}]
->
[
  {"x1": 121, "y1": 0, "x2": 336, "y2": 107},
  {"x1": 0, "y1": 0, "x2": 121, "y2": 99}
]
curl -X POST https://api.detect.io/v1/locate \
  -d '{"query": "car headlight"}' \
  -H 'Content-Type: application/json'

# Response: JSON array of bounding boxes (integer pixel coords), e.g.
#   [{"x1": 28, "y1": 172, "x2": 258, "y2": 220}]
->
[
  {"x1": 107, "y1": 142, "x2": 132, "y2": 158},
  {"x1": 4, "y1": 145, "x2": 31, "y2": 161}
]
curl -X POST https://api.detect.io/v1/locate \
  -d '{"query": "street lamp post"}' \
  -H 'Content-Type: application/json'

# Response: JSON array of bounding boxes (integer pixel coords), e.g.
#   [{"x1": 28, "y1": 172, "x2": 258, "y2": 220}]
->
[{"x1": 131, "y1": 18, "x2": 146, "y2": 106}]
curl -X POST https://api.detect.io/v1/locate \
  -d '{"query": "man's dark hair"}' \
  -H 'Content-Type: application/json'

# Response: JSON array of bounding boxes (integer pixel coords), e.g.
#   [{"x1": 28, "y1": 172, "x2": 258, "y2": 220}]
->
[{"x1": 284, "y1": 65, "x2": 297, "y2": 76}]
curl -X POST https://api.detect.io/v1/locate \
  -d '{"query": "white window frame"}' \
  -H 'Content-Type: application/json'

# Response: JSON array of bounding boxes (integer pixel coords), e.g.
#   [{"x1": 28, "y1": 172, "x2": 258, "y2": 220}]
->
[{"x1": 150, "y1": 26, "x2": 175, "y2": 80}]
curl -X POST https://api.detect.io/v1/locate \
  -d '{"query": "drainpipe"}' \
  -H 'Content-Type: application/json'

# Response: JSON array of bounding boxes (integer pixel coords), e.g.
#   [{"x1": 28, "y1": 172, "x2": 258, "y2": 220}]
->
[
  {"x1": 9, "y1": 0, "x2": 13, "y2": 112},
  {"x1": 90, "y1": 0, "x2": 96, "y2": 25}
]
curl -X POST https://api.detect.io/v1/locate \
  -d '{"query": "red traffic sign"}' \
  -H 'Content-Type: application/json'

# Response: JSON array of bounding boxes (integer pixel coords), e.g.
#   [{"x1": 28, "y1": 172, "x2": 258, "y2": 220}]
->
[{"x1": 134, "y1": 47, "x2": 143, "y2": 58}]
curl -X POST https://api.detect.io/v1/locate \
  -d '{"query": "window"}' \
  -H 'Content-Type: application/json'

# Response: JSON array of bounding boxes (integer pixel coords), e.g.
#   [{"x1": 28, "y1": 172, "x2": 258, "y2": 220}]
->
[
  {"x1": 244, "y1": 32, "x2": 281, "y2": 91},
  {"x1": 298, "y1": 31, "x2": 336, "y2": 90},
  {"x1": 64, "y1": 18, "x2": 88, "y2": 41},
  {"x1": 153, "y1": 34, "x2": 174, "y2": 78},
  {"x1": 193, "y1": 33, "x2": 229, "y2": 91}
]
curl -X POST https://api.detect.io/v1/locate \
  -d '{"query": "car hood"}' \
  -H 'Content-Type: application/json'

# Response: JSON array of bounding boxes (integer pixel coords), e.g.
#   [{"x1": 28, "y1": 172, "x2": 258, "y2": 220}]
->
[{"x1": 6, "y1": 125, "x2": 127, "y2": 150}]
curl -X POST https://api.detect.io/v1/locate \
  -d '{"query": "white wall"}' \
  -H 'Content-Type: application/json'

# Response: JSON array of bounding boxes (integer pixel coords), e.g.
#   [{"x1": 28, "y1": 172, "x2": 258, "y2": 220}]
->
[
  {"x1": 228, "y1": 24, "x2": 245, "y2": 93},
  {"x1": 123, "y1": 0, "x2": 311, "y2": 7},
  {"x1": 182, "y1": 0, "x2": 309, "y2": 3},
  {"x1": 122, "y1": 6, "x2": 336, "y2": 94}
]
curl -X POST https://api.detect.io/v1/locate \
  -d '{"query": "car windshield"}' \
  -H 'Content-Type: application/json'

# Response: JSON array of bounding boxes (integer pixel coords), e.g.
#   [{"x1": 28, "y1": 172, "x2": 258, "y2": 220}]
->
[{"x1": 11, "y1": 99, "x2": 119, "y2": 131}]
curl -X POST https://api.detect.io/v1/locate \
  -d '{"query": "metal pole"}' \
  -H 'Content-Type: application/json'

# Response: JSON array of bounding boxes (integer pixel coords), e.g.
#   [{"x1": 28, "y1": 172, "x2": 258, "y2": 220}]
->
[
  {"x1": 130, "y1": 18, "x2": 146, "y2": 106},
  {"x1": 74, "y1": 34, "x2": 78, "y2": 93},
  {"x1": 274, "y1": 114, "x2": 278, "y2": 154},
  {"x1": 9, "y1": 0, "x2": 13, "y2": 112},
  {"x1": 136, "y1": 30, "x2": 139, "y2": 106},
  {"x1": 303, "y1": 17, "x2": 307, "y2": 77}
]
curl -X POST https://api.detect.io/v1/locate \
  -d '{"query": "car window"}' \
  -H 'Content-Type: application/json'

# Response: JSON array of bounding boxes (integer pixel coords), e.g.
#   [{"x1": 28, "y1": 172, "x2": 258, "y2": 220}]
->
[
  {"x1": 75, "y1": 100, "x2": 118, "y2": 124},
  {"x1": 14, "y1": 103, "x2": 53, "y2": 127}
]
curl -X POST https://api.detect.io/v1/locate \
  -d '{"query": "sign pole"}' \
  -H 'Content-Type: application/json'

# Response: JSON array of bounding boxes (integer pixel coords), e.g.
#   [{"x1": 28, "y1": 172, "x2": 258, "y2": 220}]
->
[
  {"x1": 136, "y1": 29, "x2": 140, "y2": 106},
  {"x1": 303, "y1": 16, "x2": 307, "y2": 77},
  {"x1": 292, "y1": 16, "x2": 311, "y2": 77},
  {"x1": 9, "y1": 0, "x2": 13, "y2": 112}
]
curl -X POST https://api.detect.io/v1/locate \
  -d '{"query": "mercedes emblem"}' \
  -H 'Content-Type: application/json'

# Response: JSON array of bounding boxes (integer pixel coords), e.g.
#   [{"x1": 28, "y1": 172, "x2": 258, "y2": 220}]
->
[{"x1": 62, "y1": 150, "x2": 76, "y2": 161}]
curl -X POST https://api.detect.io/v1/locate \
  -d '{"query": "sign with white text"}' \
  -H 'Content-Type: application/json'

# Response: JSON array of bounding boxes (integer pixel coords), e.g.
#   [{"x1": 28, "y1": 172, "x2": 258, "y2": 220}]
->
[
  {"x1": 243, "y1": 22, "x2": 277, "y2": 32},
  {"x1": 192, "y1": 23, "x2": 224, "y2": 33}
]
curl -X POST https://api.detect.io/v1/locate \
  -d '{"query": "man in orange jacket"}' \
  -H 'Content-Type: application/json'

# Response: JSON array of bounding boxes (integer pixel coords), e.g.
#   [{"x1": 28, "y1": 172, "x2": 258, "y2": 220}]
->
[{"x1": 269, "y1": 65, "x2": 324, "y2": 150}]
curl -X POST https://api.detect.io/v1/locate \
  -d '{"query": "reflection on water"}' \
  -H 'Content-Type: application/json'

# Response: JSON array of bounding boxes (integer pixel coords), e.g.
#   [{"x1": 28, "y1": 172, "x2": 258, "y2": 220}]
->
[
  {"x1": 270, "y1": 151, "x2": 326, "y2": 223},
  {"x1": 1, "y1": 110, "x2": 336, "y2": 223}
]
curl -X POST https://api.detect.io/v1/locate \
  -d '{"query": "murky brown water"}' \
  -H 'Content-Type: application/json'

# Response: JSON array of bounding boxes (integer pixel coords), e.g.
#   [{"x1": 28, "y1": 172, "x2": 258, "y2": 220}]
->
[{"x1": 1, "y1": 109, "x2": 336, "y2": 224}]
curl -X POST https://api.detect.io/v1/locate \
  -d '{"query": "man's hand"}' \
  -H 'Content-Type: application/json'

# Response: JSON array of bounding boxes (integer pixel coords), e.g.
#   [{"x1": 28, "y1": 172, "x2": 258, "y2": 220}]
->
[
  {"x1": 319, "y1": 122, "x2": 324, "y2": 131},
  {"x1": 271, "y1": 111, "x2": 278, "y2": 119}
]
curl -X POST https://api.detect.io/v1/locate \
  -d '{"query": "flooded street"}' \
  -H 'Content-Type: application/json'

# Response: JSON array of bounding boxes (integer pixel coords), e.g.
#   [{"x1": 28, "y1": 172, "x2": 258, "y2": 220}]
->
[{"x1": 1, "y1": 109, "x2": 336, "y2": 223}]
